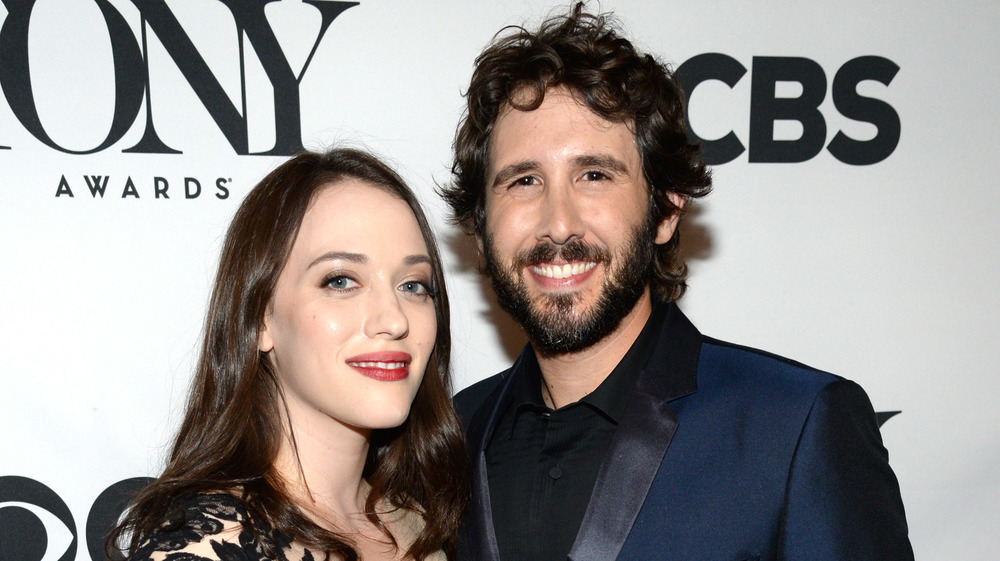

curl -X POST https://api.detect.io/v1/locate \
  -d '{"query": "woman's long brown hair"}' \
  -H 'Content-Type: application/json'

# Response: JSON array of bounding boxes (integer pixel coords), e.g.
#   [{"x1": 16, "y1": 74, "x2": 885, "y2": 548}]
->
[{"x1": 108, "y1": 148, "x2": 467, "y2": 560}]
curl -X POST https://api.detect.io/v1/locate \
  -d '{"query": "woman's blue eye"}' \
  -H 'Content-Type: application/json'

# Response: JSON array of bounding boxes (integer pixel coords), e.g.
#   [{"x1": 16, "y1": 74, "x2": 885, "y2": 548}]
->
[
  {"x1": 325, "y1": 276, "x2": 357, "y2": 290},
  {"x1": 401, "y1": 281, "x2": 432, "y2": 297}
]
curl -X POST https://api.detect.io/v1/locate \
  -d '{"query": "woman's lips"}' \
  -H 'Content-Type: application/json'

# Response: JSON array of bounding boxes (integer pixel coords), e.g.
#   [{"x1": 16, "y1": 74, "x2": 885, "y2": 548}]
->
[{"x1": 345, "y1": 351, "x2": 412, "y2": 381}]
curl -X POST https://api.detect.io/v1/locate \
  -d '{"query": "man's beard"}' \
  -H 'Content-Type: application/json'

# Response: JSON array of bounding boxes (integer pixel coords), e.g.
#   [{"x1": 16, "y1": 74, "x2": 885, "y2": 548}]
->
[{"x1": 482, "y1": 215, "x2": 657, "y2": 356}]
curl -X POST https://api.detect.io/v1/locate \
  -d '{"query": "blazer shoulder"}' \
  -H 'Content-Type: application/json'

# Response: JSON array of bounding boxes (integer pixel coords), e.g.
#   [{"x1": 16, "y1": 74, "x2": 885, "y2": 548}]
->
[
  {"x1": 454, "y1": 371, "x2": 507, "y2": 429},
  {"x1": 695, "y1": 336, "x2": 849, "y2": 408},
  {"x1": 701, "y1": 335, "x2": 825, "y2": 371}
]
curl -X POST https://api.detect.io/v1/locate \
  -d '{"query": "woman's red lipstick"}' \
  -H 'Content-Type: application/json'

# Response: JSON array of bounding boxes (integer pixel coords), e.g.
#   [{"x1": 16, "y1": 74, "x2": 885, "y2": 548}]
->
[{"x1": 345, "y1": 352, "x2": 412, "y2": 381}]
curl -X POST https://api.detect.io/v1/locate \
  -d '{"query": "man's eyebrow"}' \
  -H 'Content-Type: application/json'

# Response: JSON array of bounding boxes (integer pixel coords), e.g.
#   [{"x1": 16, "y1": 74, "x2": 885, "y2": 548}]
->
[
  {"x1": 308, "y1": 251, "x2": 367, "y2": 269},
  {"x1": 491, "y1": 160, "x2": 539, "y2": 188},
  {"x1": 491, "y1": 155, "x2": 632, "y2": 188},
  {"x1": 574, "y1": 154, "x2": 630, "y2": 175}
]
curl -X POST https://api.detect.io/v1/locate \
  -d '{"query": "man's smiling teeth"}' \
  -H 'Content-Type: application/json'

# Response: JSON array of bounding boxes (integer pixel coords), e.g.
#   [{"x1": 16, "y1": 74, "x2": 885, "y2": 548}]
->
[
  {"x1": 348, "y1": 361, "x2": 407, "y2": 369},
  {"x1": 531, "y1": 262, "x2": 597, "y2": 279}
]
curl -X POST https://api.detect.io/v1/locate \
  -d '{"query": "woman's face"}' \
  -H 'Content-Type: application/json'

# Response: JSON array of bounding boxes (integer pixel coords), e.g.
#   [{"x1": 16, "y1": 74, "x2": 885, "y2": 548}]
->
[{"x1": 259, "y1": 179, "x2": 437, "y2": 434}]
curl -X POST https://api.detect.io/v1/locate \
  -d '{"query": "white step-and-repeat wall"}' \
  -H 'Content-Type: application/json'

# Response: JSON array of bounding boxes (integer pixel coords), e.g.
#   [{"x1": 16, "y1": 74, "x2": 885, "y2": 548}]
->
[{"x1": 1, "y1": 1, "x2": 996, "y2": 559}]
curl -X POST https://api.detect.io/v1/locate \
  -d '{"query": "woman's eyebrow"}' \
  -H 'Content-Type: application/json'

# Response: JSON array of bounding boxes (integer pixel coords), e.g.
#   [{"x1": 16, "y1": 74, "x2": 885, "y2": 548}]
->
[
  {"x1": 404, "y1": 254, "x2": 432, "y2": 266},
  {"x1": 308, "y1": 251, "x2": 367, "y2": 270}
]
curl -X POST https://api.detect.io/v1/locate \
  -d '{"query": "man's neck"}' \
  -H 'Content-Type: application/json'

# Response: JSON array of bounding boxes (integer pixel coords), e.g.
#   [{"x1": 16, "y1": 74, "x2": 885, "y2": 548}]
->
[{"x1": 536, "y1": 291, "x2": 653, "y2": 409}]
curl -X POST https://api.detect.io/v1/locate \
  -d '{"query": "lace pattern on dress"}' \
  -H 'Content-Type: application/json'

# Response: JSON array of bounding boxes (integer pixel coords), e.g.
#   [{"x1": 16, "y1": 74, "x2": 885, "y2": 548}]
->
[{"x1": 128, "y1": 493, "x2": 308, "y2": 561}]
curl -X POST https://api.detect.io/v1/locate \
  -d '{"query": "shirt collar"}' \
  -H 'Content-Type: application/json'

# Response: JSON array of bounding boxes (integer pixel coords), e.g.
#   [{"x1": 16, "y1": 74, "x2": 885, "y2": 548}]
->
[
  {"x1": 508, "y1": 302, "x2": 669, "y2": 428},
  {"x1": 583, "y1": 302, "x2": 667, "y2": 423}
]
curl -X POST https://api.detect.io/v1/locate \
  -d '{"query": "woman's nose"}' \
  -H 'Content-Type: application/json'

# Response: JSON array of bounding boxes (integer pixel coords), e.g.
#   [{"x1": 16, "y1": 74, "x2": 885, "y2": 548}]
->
[{"x1": 363, "y1": 286, "x2": 409, "y2": 339}]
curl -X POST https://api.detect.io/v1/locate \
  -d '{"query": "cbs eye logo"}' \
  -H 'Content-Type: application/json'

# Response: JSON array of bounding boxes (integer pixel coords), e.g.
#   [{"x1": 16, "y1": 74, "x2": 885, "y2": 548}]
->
[{"x1": 0, "y1": 476, "x2": 152, "y2": 561}]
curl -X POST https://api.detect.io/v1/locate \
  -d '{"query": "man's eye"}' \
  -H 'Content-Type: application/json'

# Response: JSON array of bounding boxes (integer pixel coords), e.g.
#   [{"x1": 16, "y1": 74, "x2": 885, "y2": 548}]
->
[
  {"x1": 511, "y1": 176, "x2": 537, "y2": 187},
  {"x1": 582, "y1": 171, "x2": 609, "y2": 181}
]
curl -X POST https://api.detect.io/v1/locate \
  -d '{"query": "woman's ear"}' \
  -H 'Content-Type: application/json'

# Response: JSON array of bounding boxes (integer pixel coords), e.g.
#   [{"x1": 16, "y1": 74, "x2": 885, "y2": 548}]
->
[
  {"x1": 258, "y1": 316, "x2": 274, "y2": 353},
  {"x1": 655, "y1": 192, "x2": 686, "y2": 244}
]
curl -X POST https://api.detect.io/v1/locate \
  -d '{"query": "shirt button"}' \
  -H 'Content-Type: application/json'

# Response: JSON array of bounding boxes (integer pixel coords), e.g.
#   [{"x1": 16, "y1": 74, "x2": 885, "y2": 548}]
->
[{"x1": 549, "y1": 466, "x2": 563, "y2": 480}]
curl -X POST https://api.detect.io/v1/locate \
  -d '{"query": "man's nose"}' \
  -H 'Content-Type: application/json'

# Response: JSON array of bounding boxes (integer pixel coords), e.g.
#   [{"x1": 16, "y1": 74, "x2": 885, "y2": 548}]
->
[{"x1": 537, "y1": 182, "x2": 585, "y2": 245}]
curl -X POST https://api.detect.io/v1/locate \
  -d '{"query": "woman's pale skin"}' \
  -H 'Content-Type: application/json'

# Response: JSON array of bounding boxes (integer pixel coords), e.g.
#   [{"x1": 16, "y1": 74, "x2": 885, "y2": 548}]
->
[
  {"x1": 143, "y1": 180, "x2": 438, "y2": 561},
  {"x1": 257, "y1": 179, "x2": 438, "y2": 559}
]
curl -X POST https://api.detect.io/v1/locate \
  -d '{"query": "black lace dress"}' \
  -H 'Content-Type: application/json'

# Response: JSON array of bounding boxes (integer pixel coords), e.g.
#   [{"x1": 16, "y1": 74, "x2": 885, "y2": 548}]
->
[
  {"x1": 126, "y1": 493, "x2": 443, "y2": 561},
  {"x1": 127, "y1": 493, "x2": 309, "y2": 561}
]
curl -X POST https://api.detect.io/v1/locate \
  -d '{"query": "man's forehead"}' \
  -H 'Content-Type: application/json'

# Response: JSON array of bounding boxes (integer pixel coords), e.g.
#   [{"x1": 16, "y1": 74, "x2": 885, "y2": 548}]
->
[
  {"x1": 498, "y1": 85, "x2": 614, "y2": 123},
  {"x1": 488, "y1": 86, "x2": 640, "y2": 169}
]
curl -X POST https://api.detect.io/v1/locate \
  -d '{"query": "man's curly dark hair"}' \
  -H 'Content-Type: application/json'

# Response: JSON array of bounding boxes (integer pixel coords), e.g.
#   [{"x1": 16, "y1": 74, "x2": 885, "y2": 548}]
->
[{"x1": 442, "y1": 2, "x2": 712, "y2": 303}]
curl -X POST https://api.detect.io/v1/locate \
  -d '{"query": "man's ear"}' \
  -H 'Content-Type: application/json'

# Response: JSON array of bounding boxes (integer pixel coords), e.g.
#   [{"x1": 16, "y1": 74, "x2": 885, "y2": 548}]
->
[
  {"x1": 258, "y1": 315, "x2": 274, "y2": 353},
  {"x1": 654, "y1": 192, "x2": 686, "y2": 244}
]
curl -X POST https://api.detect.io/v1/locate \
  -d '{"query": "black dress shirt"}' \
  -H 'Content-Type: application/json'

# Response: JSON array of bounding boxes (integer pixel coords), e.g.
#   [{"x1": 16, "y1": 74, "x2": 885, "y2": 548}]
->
[{"x1": 485, "y1": 305, "x2": 665, "y2": 561}]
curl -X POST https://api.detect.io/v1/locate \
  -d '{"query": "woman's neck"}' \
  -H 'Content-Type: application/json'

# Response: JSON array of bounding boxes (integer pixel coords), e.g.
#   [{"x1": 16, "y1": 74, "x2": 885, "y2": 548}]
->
[{"x1": 274, "y1": 405, "x2": 374, "y2": 530}]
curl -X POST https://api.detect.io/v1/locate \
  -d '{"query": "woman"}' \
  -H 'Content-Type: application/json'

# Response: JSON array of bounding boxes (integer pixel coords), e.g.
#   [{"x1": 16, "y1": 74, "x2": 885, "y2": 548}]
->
[{"x1": 109, "y1": 148, "x2": 467, "y2": 560}]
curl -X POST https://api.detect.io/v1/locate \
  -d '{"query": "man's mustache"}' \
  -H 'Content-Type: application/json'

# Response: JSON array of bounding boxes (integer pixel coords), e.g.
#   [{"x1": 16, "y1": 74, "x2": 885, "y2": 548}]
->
[{"x1": 512, "y1": 240, "x2": 612, "y2": 271}]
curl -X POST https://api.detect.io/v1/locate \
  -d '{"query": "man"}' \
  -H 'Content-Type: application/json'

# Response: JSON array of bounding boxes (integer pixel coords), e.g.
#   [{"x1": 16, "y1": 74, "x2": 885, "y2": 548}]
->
[{"x1": 442, "y1": 4, "x2": 912, "y2": 561}]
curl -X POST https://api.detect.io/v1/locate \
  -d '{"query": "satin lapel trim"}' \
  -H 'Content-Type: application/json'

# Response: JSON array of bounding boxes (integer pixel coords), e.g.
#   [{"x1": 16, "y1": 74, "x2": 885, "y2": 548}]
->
[
  {"x1": 567, "y1": 372, "x2": 680, "y2": 561},
  {"x1": 468, "y1": 448, "x2": 502, "y2": 561},
  {"x1": 466, "y1": 353, "x2": 528, "y2": 561}
]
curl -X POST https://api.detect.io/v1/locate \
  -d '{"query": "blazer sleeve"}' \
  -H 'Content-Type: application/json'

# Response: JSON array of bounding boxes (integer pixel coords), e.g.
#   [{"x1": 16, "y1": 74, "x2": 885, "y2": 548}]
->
[{"x1": 779, "y1": 379, "x2": 914, "y2": 561}]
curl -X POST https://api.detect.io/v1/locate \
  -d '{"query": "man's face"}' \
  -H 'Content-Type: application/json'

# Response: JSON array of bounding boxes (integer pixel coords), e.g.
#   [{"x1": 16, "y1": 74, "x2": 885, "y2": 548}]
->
[{"x1": 481, "y1": 88, "x2": 679, "y2": 355}]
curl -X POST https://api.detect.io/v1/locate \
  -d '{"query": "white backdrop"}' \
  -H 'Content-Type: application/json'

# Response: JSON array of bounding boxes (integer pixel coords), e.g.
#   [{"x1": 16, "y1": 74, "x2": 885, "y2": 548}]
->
[{"x1": 1, "y1": 1, "x2": 997, "y2": 559}]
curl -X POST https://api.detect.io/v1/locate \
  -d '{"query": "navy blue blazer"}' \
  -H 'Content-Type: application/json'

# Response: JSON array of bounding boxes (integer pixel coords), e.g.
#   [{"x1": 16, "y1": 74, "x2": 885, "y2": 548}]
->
[{"x1": 455, "y1": 303, "x2": 913, "y2": 561}]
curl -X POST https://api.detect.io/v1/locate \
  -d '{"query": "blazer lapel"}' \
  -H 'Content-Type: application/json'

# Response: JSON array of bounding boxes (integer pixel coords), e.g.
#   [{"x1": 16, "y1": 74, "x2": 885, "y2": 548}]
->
[
  {"x1": 462, "y1": 352, "x2": 528, "y2": 561},
  {"x1": 465, "y1": 447, "x2": 501, "y2": 561},
  {"x1": 568, "y1": 303, "x2": 702, "y2": 561},
  {"x1": 568, "y1": 374, "x2": 680, "y2": 561}
]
